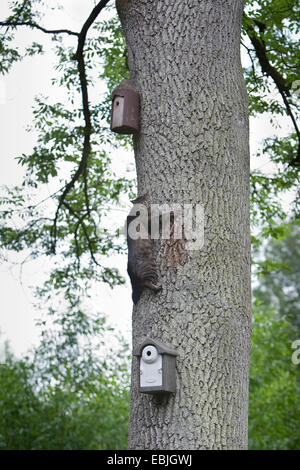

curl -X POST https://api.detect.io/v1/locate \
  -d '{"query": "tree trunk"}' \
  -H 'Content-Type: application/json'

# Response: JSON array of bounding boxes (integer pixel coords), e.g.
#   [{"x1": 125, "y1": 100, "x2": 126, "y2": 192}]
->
[{"x1": 117, "y1": 0, "x2": 251, "y2": 450}]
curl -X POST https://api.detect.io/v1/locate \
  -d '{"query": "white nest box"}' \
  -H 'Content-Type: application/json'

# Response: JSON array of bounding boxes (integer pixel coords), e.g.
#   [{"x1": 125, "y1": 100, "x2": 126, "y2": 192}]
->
[{"x1": 133, "y1": 338, "x2": 178, "y2": 394}]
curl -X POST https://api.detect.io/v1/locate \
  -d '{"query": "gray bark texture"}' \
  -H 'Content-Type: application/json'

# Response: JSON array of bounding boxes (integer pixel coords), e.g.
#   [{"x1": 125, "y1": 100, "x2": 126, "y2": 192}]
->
[{"x1": 117, "y1": 0, "x2": 251, "y2": 450}]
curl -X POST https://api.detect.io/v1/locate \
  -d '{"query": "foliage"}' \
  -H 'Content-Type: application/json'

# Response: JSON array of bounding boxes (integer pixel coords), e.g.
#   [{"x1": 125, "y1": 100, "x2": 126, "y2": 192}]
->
[
  {"x1": 242, "y1": 0, "x2": 300, "y2": 243},
  {"x1": 249, "y1": 222, "x2": 300, "y2": 450},
  {"x1": 0, "y1": 2, "x2": 133, "y2": 451},
  {"x1": 0, "y1": 0, "x2": 298, "y2": 303},
  {"x1": 0, "y1": 1, "x2": 134, "y2": 307},
  {"x1": 253, "y1": 221, "x2": 300, "y2": 331},
  {"x1": 0, "y1": 311, "x2": 130, "y2": 450},
  {"x1": 249, "y1": 301, "x2": 300, "y2": 450}
]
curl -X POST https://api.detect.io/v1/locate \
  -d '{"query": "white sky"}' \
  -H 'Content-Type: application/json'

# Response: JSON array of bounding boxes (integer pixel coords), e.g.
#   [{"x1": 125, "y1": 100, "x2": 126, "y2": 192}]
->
[{"x1": 0, "y1": 1, "x2": 294, "y2": 357}]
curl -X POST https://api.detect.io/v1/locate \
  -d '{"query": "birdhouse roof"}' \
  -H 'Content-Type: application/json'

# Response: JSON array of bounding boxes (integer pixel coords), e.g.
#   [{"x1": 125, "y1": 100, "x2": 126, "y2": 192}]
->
[
  {"x1": 111, "y1": 79, "x2": 138, "y2": 99},
  {"x1": 133, "y1": 337, "x2": 178, "y2": 357}
]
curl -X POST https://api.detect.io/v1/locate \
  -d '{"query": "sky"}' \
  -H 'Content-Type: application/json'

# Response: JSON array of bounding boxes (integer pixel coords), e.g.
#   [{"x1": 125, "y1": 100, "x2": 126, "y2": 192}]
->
[{"x1": 0, "y1": 0, "x2": 293, "y2": 357}]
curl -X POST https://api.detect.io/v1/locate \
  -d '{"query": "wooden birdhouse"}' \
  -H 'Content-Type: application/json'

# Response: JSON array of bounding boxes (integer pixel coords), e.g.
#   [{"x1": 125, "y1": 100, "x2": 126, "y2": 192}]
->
[{"x1": 110, "y1": 79, "x2": 140, "y2": 134}]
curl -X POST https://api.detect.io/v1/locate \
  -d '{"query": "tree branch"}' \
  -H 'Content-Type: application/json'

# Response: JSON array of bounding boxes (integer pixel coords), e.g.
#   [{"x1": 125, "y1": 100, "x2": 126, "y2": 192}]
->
[
  {"x1": 73, "y1": 0, "x2": 111, "y2": 61},
  {"x1": 0, "y1": 20, "x2": 79, "y2": 37},
  {"x1": 244, "y1": 13, "x2": 300, "y2": 166},
  {"x1": 2, "y1": 1, "x2": 112, "y2": 254},
  {"x1": 62, "y1": 201, "x2": 100, "y2": 266},
  {"x1": 3, "y1": 1, "x2": 119, "y2": 265},
  {"x1": 50, "y1": 0, "x2": 111, "y2": 253},
  {"x1": 241, "y1": 41, "x2": 259, "y2": 84}
]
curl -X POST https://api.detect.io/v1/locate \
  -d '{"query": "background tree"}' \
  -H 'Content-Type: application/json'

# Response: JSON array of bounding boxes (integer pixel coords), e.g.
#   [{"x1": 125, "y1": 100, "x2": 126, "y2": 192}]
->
[
  {"x1": 249, "y1": 220, "x2": 300, "y2": 450},
  {"x1": 0, "y1": 313, "x2": 130, "y2": 450},
  {"x1": 253, "y1": 221, "x2": 300, "y2": 331},
  {"x1": 248, "y1": 301, "x2": 300, "y2": 450}
]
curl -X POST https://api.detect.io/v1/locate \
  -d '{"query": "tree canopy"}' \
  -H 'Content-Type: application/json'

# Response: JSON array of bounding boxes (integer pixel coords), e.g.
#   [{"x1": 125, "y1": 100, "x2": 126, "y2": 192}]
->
[{"x1": 0, "y1": 0, "x2": 299, "y2": 308}]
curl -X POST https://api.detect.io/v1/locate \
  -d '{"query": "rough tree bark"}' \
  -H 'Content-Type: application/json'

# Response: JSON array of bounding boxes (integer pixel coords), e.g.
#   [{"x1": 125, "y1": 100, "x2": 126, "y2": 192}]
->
[{"x1": 117, "y1": 0, "x2": 251, "y2": 450}]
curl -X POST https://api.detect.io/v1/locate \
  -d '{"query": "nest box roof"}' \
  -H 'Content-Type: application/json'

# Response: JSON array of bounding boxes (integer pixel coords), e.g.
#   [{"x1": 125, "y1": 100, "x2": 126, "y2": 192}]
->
[{"x1": 133, "y1": 337, "x2": 178, "y2": 357}]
